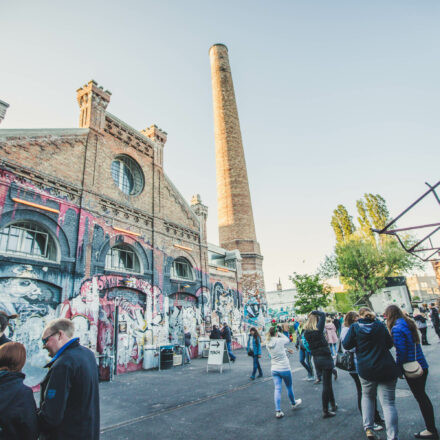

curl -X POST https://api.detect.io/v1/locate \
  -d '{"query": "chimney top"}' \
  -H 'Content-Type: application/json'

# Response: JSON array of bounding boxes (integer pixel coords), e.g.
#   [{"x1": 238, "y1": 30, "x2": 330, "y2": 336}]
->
[
  {"x1": 209, "y1": 43, "x2": 228, "y2": 53},
  {"x1": 0, "y1": 100, "x2": 10, "y2": 124}
]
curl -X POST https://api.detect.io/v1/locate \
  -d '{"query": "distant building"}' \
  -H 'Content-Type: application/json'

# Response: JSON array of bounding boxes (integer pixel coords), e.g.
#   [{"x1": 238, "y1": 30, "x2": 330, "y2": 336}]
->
[
  {"x1": 406, "y1": 275, "x2": 440, "y2": 302},
  {"x1": 266, "y1": 280, "x2": 297, "y2": 318}
]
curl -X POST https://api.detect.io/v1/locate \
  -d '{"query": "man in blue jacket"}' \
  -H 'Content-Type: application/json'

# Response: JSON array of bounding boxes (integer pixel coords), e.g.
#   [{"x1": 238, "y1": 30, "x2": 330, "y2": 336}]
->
[{"x1": 38, "y1": 318, "x2": 100, "y2": 440}]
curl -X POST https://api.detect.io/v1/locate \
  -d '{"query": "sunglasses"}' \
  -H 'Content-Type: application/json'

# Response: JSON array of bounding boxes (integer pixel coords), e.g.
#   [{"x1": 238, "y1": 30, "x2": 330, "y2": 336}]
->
[{"x1": 42, "y1": 331, "x2": 58, "y2": 345}]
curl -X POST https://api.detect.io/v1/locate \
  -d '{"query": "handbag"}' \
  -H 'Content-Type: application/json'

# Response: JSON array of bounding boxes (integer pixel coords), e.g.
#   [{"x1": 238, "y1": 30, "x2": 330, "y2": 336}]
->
[
  {"x1": 403, "y1": 344, "x2": 423, "y2": 379},
  {"x1": 335, "y1": 338, "x2": 355, "y2": 372}
]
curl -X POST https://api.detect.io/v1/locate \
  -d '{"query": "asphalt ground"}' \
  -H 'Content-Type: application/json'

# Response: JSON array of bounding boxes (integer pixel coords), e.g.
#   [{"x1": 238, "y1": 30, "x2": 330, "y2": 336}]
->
[{"x1": 99, "y1": 328, "x2": 440, "y2": 440}]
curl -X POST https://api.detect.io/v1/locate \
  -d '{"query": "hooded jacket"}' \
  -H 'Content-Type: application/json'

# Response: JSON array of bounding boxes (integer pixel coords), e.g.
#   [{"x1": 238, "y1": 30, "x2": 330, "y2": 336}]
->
[
  {"x1": 247, "y1": 334, "x2": 262, "y2": 356},
  {"x1": 266, "y1": 334, "x2": 291, "y2": 371},
  {"x1": 343, "y1": 318, "x2": 399, "y2": 382},
  {"x1": 0, "y1": 371, "x2": 39, "y2": 439},
  {"x1": 38, "y1": 339, "x2": 100, "y2": 440}
]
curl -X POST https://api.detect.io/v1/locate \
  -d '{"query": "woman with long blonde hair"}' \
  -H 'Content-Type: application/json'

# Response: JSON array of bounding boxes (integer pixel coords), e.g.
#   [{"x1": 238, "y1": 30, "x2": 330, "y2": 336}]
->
[{"x1": 303, "y1": 310, "x2": 337, "y2": 418}]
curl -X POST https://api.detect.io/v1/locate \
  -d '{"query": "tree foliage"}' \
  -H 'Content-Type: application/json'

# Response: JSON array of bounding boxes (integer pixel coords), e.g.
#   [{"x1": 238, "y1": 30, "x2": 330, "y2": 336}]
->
[
  {"x1": 290, "y1": 272, "x2": 331, "y2": 314},
  {"x1": 323, "y1": 193, "x2": 423, "y2": 307}
]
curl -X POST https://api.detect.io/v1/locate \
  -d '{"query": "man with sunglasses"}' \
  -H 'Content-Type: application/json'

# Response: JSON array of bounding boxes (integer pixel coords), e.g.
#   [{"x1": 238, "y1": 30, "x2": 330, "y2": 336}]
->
[{"x1": 38, "y1": 318, "x2": 100, "y2": 440}]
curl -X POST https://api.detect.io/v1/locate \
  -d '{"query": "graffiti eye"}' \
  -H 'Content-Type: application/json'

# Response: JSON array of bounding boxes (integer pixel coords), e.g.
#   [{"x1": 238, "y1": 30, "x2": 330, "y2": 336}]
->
[{"x1": 20, "y1": 280, "x2": 31, "y2": 287}]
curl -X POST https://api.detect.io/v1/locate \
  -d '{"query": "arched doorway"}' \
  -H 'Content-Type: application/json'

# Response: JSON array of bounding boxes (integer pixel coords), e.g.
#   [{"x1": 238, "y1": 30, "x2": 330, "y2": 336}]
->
[{"x1": 97, "y1": 287, "x2": 147, "y2": 380}]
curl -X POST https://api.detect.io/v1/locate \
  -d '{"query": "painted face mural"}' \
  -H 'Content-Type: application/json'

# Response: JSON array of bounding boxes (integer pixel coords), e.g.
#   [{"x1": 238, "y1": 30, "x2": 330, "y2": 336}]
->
[
  {"x1": 0, "y1": 277, "x2": 60, "y2": 387},
  {"x1": 211, "y1": 282, "x2": 242, "y2": 334}
]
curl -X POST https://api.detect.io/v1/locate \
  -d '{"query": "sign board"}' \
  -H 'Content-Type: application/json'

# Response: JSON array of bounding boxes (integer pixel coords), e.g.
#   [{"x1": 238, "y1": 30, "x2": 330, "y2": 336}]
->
[{"x1": 206, "y1": 340, "x2": 230, "y2": 373}]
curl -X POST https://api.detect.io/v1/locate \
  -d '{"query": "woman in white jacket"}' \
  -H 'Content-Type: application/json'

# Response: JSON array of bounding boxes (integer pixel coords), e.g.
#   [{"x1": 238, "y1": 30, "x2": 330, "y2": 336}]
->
[{"x1": 266, "y1": 326, "x2": 302, "y2": 418}]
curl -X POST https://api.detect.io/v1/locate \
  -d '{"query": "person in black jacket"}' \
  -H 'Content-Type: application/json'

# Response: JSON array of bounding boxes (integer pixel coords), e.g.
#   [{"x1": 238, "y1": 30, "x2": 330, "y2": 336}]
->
[
  {"x1": 303, "y1": 310, "x2": 338, "y2": 418},
  {"x1": 183, "y1": 327, "x2": 192, "y2": 364},
  {"x1": 0, "y1": 341, "x2": 39, "y2": 440},
  {"x1": 38, "y1": 318, "x2": 100, "y2": 440},
  {"x1": 210, "y1": 325, "x2": 221, "y2": 339},
  {"x1": 428, "y1": 304, "x2": 440, "y2": 341},
  {"x1": 221, "y1": 322, "x2": 236, "y2": 362},
  {"x1": 343, "y1": 307, "x2": 400, "y2": 440}
]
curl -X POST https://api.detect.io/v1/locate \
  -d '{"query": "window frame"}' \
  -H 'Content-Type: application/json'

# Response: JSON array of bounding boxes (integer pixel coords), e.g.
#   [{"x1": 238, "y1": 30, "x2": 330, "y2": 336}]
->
[
  {"x1": 171, "y1": 257, "x2": 194, "y2": 281},
  {"x1": 0, "y1": 221, "x2": 58, "y2": 262},
  {"x1": 105, "y1": 244, "x2": 142, "y2": 274},
  {"x1": 111, "y1": 155, "x2": 144, "y2": 196}
]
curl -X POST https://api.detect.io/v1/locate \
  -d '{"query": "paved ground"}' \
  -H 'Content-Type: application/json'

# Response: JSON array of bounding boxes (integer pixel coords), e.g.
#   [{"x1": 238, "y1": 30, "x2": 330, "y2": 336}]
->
[{"x1": 100, "y1": 330, "x2": 440, "y2": 440}]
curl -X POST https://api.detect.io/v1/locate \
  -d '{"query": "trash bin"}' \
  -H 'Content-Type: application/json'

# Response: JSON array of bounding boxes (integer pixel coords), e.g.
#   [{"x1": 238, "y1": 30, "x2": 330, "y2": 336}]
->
[
  {"x1": 198, "y1": 337, "x2": 210, "y2": 358},
  {"x1": 143, "y1": 345, "x2": 158, "y2": 370},
  {"x1": 160, "y1": 345, "x2": 174, "y2": 370}
]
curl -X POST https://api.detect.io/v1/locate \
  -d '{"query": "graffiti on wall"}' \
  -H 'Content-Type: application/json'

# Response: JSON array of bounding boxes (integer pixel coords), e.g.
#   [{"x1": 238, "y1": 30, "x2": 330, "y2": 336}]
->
[
  {"x1": 210, "y1": 282, "x2": 242, "y2": 334},
  {"x1": 0, "y1": 276, "x2": 60, "y2": 386},
  {"x1": 241, "y1": 272, "x2": 267, "y2": 327}
]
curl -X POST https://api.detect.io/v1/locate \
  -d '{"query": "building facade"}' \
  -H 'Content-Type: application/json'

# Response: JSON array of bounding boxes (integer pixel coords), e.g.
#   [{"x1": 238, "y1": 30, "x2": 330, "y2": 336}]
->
[
  {"x1": 0, "y1": 78, "x2": 263, "y2": 385},
  {"x1": 406, "y1": 275, "x2": 440, "y2": 302}
]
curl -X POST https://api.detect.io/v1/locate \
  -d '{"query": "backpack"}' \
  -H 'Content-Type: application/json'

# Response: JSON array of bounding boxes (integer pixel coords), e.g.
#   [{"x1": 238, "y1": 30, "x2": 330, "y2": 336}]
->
[{"x1": 301, "y1": 334, "x2": 311, "y2": 353}]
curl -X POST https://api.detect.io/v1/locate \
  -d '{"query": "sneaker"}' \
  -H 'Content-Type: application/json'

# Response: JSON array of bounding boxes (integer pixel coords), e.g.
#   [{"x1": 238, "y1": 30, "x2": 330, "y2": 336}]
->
[
  {"x1": 291, "y1": 398, "x2": 302, "y2": 409},
  {"x1": 306, "y1": 376, "x2": 315, "y2": 381},
  {"x1": 373, "y1": 423, "x2": 384, "y2": 432},
  {"x1": 322, "y1": 411, "x2": 336, "y2": 418},
  {"x1": 365, "y1": 428, "x2": 378, "y2": 440},
  {"x1": 314, "y1": 379, "x2": 322, "y2": 384},
  {"x1": 249, "y1": 376, "x2": 255, "y2": 380},
  {"x1": 275, "y1": 411, "x2": 284, "y2": 418}
]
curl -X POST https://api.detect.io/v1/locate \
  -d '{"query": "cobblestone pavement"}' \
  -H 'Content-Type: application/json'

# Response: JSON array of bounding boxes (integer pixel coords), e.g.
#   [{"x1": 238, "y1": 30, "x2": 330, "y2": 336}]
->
[{"x1": 100, "y1": 330, "x2": 440, "y2": 440}]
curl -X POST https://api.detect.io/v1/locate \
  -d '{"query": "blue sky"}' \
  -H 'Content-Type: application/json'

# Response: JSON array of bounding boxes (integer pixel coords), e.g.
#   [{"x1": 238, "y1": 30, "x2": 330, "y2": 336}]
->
[{"x1": 2, "y1": 1, "x2": 439, "y2": 289}]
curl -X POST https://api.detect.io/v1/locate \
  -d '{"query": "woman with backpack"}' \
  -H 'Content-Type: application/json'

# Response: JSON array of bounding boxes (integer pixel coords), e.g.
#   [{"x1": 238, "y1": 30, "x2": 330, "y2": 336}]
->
[
  {"x1": 385, "y1": 305, "x2": 438, "y2": 440},
  {"x1": 247, "y1": 327, "x2": 263, "y2": 380},
  {"x1": 343, "y1": 307, "x2": 400, "y2": 440},
  {"x1": 340, "y1": 311, "x2": 385, "y2": 433},
  {"x1": 303, "y1": 310, "x2": 337, "y2": 418},
  {"x1": 266, "y1": 326, "x2": 302, "y2": 418}
]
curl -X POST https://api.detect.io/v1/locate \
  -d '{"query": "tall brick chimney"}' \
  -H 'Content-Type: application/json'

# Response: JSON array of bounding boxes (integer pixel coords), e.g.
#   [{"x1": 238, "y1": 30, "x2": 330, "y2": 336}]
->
[{"x1": 209, "y1": 43, "x2": 266, "y2": 304}]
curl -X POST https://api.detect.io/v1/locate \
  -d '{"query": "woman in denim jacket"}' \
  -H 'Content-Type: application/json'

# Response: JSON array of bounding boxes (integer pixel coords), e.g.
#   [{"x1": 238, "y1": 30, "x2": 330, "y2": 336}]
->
[{"x1": 247, "y1": 327, "x2": 263, "y2": 379}]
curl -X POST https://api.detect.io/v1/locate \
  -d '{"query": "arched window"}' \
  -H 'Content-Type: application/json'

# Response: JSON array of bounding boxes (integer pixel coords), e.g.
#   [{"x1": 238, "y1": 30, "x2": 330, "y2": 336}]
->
[
  {"x1": 171, "y1": 257, "x2": 194, "y2": 281},
  {"x1": 111, "y1": 155, "x2": 144, "y2": 196},
  {"x1": 0, "y1": 221, "x2": 57, "y2": 261},
  {"x1": 105, "y1": 244, "x2": 141, "y2": 273}
]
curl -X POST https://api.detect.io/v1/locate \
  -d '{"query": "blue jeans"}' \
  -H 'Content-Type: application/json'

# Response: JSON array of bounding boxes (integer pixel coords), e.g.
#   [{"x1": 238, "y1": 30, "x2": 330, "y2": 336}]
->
[
  {"x1": 272, "y1": 370, "x2": 297, "y2": 411},
  {"x1": 184, "y1": 346, "x2": 191, "y2": 363},
  {"x1": 226, "y1": 341, "x2": 236, "y2": 361},
  {"x1": 299, "y1": 348, "x2": 314, "y2": 377},
  {"x1": 329, "y1": 343, "x2": 337, "y2": 356},
  {"x1": 251, "y1": 355, "x2": 263, "y2": 378},
  {"x1": 360, "y1": 377, "x2": 398, "y2": 440}
]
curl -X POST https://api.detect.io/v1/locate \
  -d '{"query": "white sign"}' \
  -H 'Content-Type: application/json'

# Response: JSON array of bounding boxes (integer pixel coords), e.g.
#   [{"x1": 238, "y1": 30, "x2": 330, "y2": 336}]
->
[{"x1": 207, "y1": 340, "x2": 230, "y2": 373}]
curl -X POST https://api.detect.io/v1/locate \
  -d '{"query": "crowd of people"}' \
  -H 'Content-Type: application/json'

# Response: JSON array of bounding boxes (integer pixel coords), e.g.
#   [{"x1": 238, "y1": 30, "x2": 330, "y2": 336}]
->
[
  {"x1": 0, "y1": 301, "x2": 439, "y2": 439},
  {"x1": 244, "y1": 303, "x2": 440, "y2": 440}
]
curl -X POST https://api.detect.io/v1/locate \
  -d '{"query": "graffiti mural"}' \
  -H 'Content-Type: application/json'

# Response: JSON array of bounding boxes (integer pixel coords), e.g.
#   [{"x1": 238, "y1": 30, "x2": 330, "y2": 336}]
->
[
  {"x1": 0, "y1": 277, "x2": 60, "y2": 386},
  {"x1": 210, "y1": 282, "x2": 242, "y2": 334},
  {"x1": 241, "y1": 272, "x2": 267, "y2": 327}
]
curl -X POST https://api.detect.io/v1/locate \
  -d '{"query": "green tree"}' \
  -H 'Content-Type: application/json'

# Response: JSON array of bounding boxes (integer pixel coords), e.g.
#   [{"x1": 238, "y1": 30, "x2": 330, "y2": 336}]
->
[
  {"x1": 331, "y1": 205, "x2": 355, "y2": 244},
  {"x1": 290, "y1": 272, "x2": 331, "y2": 314},
  {"x1": 356, "y1": 193, "x2": 391, "y2": 243},
  {"x1": 320, "y1": 237, "x2": 423, "y2": 307}
]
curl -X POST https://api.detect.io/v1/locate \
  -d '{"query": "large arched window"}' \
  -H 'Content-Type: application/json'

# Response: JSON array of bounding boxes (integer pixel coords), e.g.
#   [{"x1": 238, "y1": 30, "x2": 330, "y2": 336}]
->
[
  {"x1": 0, "y1": 221, "x2": 57, "y2": 261},
  {"x1": 171, "y1": 257, "x2": 194, "y2": 281},
  {"x1": 105, "y1": 244, "x2": 141, "y2": 273}
]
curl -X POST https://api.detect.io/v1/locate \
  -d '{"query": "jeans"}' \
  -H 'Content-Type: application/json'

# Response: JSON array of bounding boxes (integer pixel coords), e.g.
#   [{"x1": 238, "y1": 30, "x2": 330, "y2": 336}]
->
[
  {"x1": 329, "y1": 343, "x2": 337, "y2": 356},
  {"x1": 272, "y1": 370, "x2": 297, "y2": 411},
  {"x1": 251, "y1": 355, "x2": 263, "y2": 378},
  {"x1": 360, "y1": 377, "x2": 398, "y2": 440},
  {"x1": 406, "y1": 369, "x2": 437, "y2": 434},
  {"x1": 419, "y1": 327, "x2": 428, "y2": 345},
  {"x1": 184, "y1": 346, "x2": 191, "y2": 363},
  {"x1": 349, "y1": 372, "x2": 383, "y2": 423},
  {"x1": 299, "y1": 348, "x2": 314, "y2": 377},
  {"x1": 226, "y1": 341, "x2": 236, "y2": 361},
  {"x1": 320, "y1": 369, "x2": 335, "y2": 412}
]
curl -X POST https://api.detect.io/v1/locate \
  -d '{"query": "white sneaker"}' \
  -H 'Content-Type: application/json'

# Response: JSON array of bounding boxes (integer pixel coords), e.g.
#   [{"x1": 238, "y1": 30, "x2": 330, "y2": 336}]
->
[
  {"x1": 291, "y1": 398, "x2": 302, "y2": 409},
  {"x1": 373, "y1": 423, "x2": 384, "y2": 431},
  {"x1": 276, "y1": 411, "x2": 284, "y2": 418}
]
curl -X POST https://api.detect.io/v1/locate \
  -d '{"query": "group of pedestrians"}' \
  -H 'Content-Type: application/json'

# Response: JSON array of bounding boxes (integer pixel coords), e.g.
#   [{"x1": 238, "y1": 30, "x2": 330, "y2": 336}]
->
[
  {"x1": 244, "y1": 303, "x2": 439, "y2": 440},
  {"x1": 0, "y1": 315, "x2": 99, "y2": 440},
  {"x1": 209, "y1": 322, "x2": 236, "y2": 362}
]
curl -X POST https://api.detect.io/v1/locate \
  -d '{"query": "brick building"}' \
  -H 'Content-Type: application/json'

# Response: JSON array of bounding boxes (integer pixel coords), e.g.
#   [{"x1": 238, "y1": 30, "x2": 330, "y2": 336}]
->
[{"x1": 0, "y1": 77, "x2": 262, "y2": 385}]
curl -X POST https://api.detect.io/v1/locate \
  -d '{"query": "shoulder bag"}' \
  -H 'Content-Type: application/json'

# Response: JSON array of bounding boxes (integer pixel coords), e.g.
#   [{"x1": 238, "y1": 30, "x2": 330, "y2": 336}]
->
[
  {"x1": 335, "y1": 338, "x2": 355, "y2": 371},
  {"x1": 247, "y1": 335, "x2": 254, "y2": 357},
  {"x1": 402, "y1": 344, "x2": 423, "y2": 379}
]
